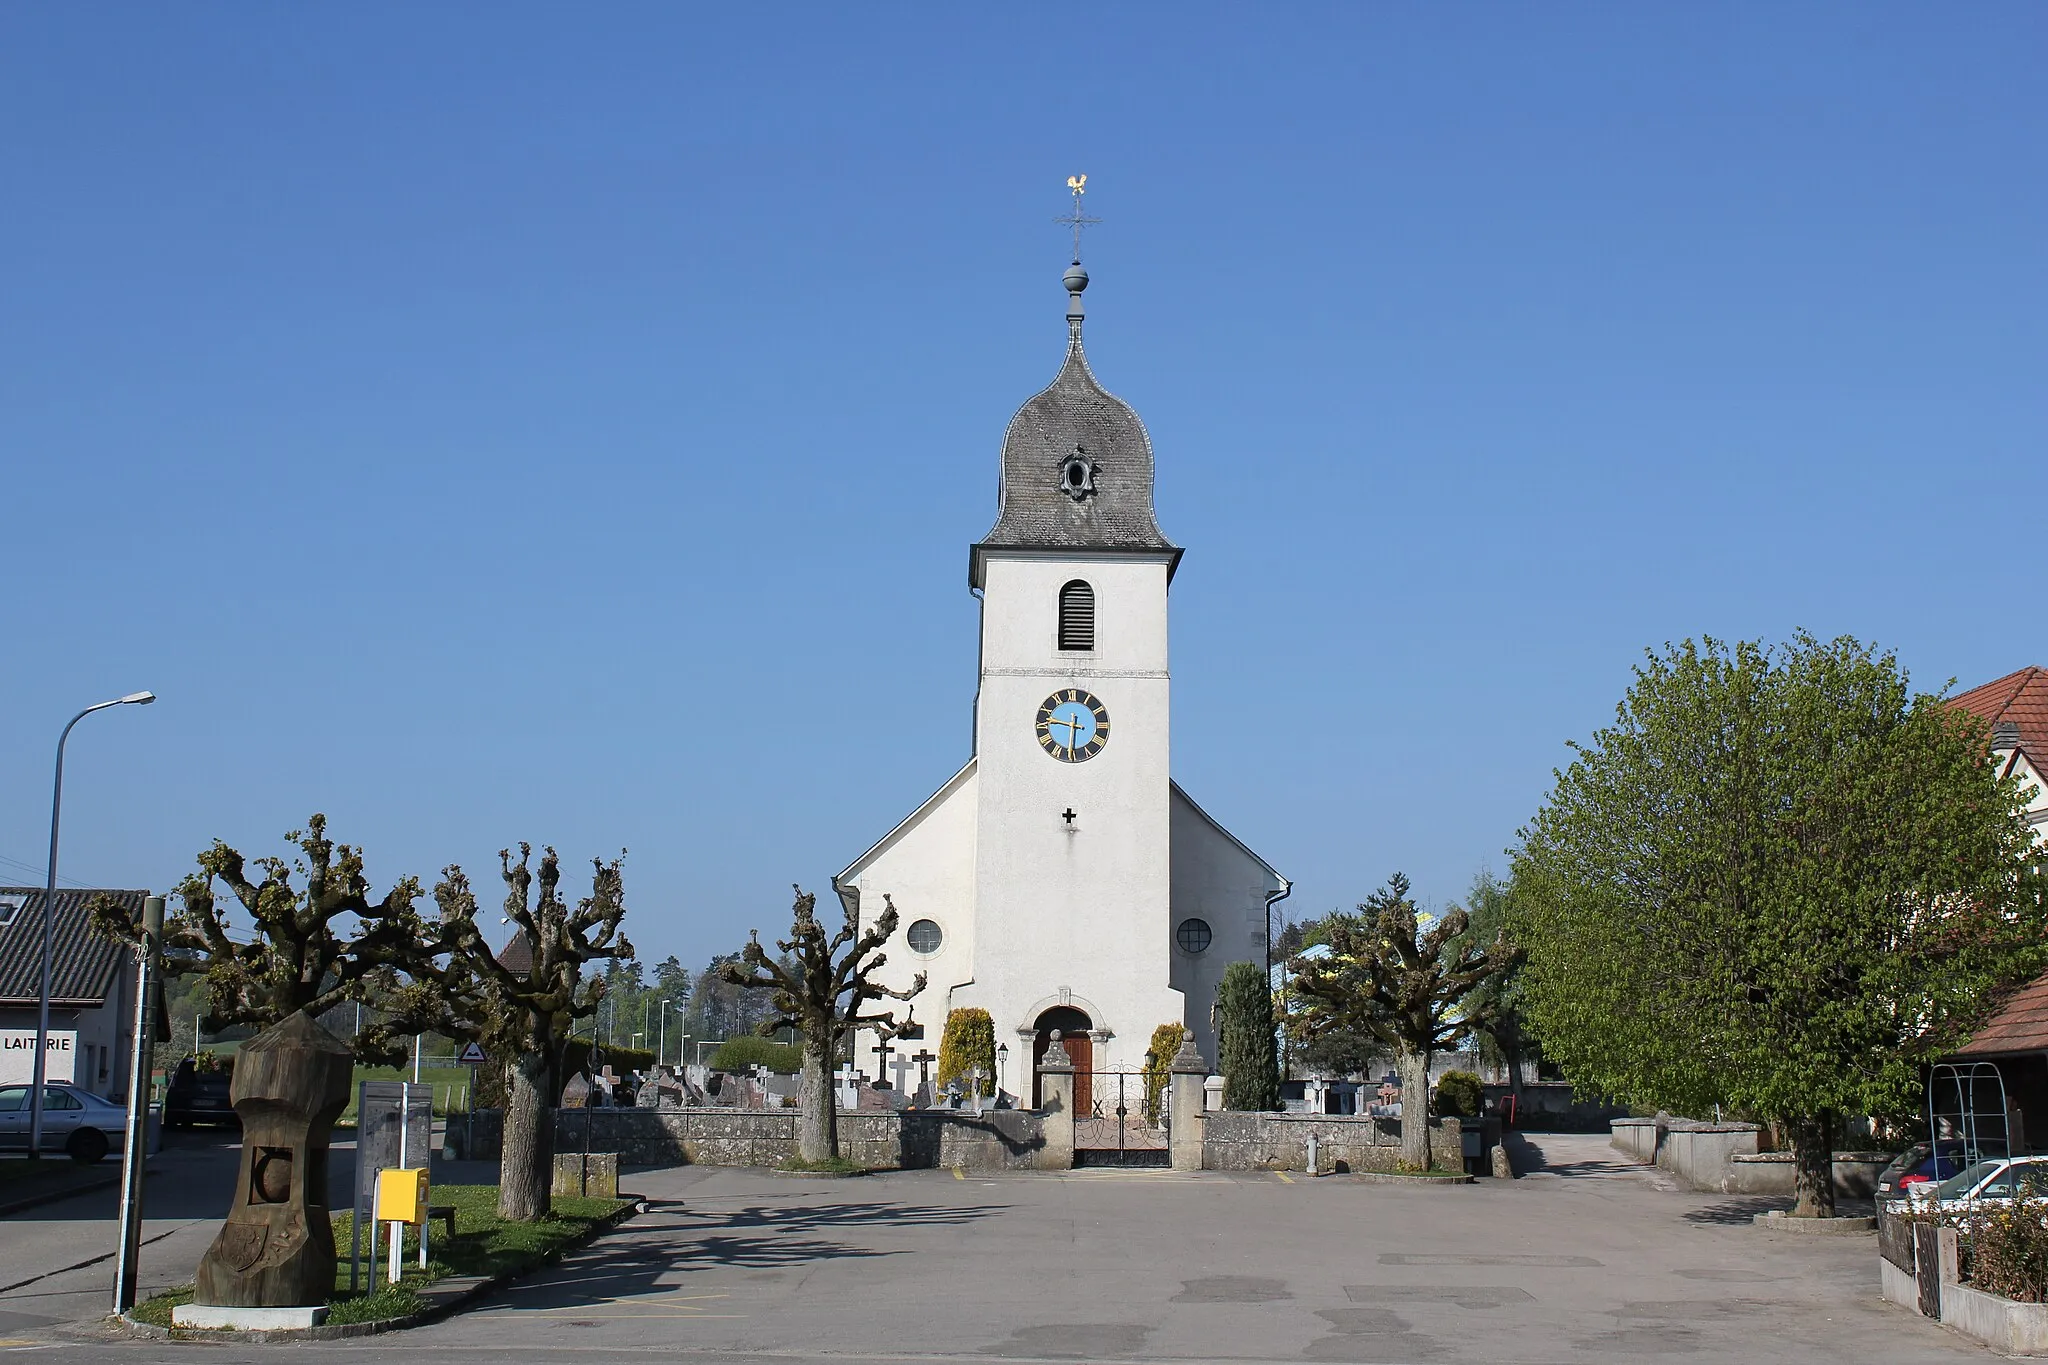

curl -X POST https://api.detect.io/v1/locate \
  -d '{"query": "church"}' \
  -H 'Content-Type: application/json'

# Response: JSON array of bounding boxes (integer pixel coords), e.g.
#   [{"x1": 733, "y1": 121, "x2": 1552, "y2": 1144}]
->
[{"x1": 835, "y1": 249, "x2": 1289, "y2": 1109}]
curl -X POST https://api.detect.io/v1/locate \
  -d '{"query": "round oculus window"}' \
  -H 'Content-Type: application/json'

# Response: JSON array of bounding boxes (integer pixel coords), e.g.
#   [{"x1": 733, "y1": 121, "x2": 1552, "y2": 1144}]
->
[
  {"x1": 1176, "y1": 918, "x2": 1213, "y2": 954},
  {"x1": 906, "y1": 919, "x2": 944, "y2": 954}
]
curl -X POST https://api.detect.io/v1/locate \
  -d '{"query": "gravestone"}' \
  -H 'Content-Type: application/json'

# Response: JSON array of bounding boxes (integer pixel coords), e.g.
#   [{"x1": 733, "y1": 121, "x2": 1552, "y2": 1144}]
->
[
  {"x1": 561, "y1": 1072, "x2": 592, "y2": 1109},
  {"x1": 191, "y1": 1011, "x2": 354, "y2": 1309}
]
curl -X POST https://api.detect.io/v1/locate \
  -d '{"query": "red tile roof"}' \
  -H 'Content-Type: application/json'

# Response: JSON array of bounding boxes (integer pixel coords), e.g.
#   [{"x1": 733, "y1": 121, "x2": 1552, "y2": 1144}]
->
[
  {"x1": 1956, "y1": 973, "x2": 2048, "y2": 1057},
  {"x1": 1951, "y1": 666, "x2": 2048, "y2": 767}
]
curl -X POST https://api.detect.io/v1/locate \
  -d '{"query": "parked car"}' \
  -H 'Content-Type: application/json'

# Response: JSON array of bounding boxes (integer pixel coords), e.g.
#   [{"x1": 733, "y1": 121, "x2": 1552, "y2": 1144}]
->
[
  {"x1": 1875, "y1": 1140, "x2": 1971, "y2": 1200},
  {"x1": 1893, "y1": 1154, "x2": 2048, "y2": 1215},
  {"x1": 0, "y1": 1083, "x2": 129, "y2": 1163},
  {"x1": 164, "y1": 1059, "x2": 238, "y2": 1130}
]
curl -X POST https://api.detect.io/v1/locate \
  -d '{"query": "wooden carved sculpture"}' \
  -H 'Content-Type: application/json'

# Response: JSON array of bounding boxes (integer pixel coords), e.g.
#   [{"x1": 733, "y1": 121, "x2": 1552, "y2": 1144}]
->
[{"x1": 193, "y1": 1011, "x2": 354, "y2": 1307}]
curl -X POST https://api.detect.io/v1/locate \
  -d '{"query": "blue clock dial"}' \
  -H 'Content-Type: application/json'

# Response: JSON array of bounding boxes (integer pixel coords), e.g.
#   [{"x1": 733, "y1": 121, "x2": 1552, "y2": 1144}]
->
[{"x1": 1035, "y1": 689, "x2": 1110, "y2": 762}]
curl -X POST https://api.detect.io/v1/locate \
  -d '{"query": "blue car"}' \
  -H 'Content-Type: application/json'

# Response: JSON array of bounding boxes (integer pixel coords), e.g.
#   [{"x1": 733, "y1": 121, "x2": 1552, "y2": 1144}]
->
[
  {"x1": 0, "y1": 1083, "x2": 130, "y2": 1163},
  {"x1": 1875, "y1": 1140, "x2": 1971, "y2": 1200}
]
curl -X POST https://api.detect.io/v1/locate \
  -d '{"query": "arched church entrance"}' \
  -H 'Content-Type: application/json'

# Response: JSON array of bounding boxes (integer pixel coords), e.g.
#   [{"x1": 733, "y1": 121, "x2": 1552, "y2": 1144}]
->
[{"x1": 1031, "y1": 1006, "x2": 1093, "y2": 1113}]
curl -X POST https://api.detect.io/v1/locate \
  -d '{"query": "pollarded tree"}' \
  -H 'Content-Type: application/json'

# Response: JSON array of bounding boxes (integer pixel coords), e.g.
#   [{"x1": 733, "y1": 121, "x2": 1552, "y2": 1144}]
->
[
  {"x1": 937, "y1": 1008, "x2": 996, "y2": 1098},
  {"x1": 719, "y1": 887, "x2": 925, "y2": 1164},
  {"x1": 1512, "y1": 634, "x2": 2048, "y2": 1217},
  {"x1": 1217, "y1": 960, "x2": 1281, "y2": 1112},
  {"x1": 427, "y1": 844, "x2": 633, "y2": 1221},
  {"x1": 91, "y1": 814, "x2": 436, "y2": 1062},
  {"x1": 1288, "y1": 873, "x2": 1518, "y2": 1172}
]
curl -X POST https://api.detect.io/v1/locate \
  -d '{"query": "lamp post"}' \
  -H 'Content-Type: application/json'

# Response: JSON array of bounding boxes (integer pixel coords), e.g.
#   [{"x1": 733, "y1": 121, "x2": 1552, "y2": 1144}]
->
[
  {"x1": 996, "y1": 1042, "x2": 1010, "y2": 1104},
  {"x1": 29, "y1": 691, "x2": 155, "y2": 1160}
]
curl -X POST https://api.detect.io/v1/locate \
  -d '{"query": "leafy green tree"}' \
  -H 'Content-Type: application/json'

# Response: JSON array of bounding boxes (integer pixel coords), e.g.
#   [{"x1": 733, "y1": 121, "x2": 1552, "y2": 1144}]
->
[
  {"x1": 1217, "y1": 961, "x2": 1280, "y2": 1112},
  {"x1": 1288, "y1": 873, "x2": 1518, "y2": 1171},
  {"x1": 719, "y1": 886, "x2": 925, "y2": 1163},
  {"x1": 1512, "y1": 635, "x2": 2048, "y2": 1217},
  {"x1": 937, "y1": 1008, "x2": 996, "y2": 1097}
]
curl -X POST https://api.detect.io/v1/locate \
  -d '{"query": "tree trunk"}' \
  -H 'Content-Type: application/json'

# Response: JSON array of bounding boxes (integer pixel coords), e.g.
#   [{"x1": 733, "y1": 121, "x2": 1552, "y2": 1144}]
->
[
  {"x1": 1397, "y1": 1044, "x2": 1433, "y2": 1172},
  {"x1": 1789, "y1": 1112, "x2": 1837, "y2": 1218},
  {"x1": 797, "y1": 1038, "x2": 836, "y2": 1164},
  {"x1": 499, "y1": 1050, "x2": 554, "y2": 1221}
]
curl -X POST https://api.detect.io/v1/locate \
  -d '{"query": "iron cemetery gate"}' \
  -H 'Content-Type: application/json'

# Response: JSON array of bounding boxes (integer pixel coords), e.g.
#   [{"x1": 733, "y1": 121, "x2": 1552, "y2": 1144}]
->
[{"x1": 1071, "y1": 1067, "x2": 1169, "y2": 1167}]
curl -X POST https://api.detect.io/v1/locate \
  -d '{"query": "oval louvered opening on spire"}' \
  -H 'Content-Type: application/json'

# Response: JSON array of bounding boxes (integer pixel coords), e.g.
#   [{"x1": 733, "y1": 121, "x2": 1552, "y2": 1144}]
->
[{"x1": 1058, "y1": 579, "x2": 1096, "y2": 651}]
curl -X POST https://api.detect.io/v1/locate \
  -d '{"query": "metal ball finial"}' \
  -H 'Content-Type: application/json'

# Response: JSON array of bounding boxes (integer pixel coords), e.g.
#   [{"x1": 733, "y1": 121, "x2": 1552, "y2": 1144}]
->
[{"x1": 1063, "y1": 263, "x2": 1089, "y2": 294}]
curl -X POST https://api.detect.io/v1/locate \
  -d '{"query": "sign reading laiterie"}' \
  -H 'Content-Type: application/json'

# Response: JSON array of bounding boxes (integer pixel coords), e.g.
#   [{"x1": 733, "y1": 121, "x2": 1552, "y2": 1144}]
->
[{"x1": 0, "y1": 1030, "x2": 77, "y2": 1085}]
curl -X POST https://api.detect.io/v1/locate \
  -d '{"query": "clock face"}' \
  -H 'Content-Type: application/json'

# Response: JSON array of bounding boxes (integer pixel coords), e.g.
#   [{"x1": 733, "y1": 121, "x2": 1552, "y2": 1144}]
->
[{"x1": 1036, "y1": 688, "x2": 1110, "y2": 762}]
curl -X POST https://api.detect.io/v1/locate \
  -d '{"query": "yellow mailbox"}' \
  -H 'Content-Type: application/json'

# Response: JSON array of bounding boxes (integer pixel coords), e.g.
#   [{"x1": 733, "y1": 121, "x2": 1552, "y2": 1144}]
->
[{"x1": 375, "y1": 1167, "x2": 429, "y2": 1226}]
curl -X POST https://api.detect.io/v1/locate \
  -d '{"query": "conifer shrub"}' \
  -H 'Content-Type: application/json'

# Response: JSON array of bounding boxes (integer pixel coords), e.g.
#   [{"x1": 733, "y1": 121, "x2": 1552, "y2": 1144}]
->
[
  {"x1": 1432, "y1": 1070, "x2": 1485, "y2": 1117},
  {"x1": 1217, "y1": 962, "x2": 1281, "y2": 1111},
  {"x1": 1142, "y1": 1023, "x2": 1189, "y2": 1123},
  {"x1": 937, "y1": 1008, "x2": 996, "y2": 1096}
]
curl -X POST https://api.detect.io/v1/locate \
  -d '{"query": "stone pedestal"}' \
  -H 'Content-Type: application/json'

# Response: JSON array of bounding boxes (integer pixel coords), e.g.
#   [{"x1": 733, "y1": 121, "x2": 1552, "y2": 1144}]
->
[
  {"x1": 1169, "y1": 1038, "x2": 1208, "y2": 1172},
  {"x1": 552, "y1": 1151, "x2": 619, "y2": 1198},
  {"x1": 192, "y1": 1011, "x2": 354, "y2": 1310},
  {"x1": 1035, "y1": 1032, "x2": 1075, "y2": 1171}
]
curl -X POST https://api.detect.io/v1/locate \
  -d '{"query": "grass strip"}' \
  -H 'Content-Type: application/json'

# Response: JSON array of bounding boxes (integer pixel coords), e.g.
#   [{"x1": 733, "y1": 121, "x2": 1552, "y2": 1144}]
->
[{"x1": 131, "y1": 1183, "x2": 628, "y2": 1330}]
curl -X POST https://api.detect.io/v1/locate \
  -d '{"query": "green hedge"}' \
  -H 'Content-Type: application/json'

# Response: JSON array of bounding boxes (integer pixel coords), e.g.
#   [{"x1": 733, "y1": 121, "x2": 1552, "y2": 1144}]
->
[{"x1": 707, "y1": 1036, "x2": 802, "y2": 1074}]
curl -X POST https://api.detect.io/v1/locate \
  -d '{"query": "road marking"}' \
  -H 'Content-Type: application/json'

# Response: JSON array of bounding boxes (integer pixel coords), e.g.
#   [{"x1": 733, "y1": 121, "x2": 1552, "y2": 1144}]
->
[
  {"x1": 540, "y1": 1290, "x2": 731, "y2": 1314},
  {"x1": 1275, "y1": 1172, "x2": 1295, "y2": 1184}
]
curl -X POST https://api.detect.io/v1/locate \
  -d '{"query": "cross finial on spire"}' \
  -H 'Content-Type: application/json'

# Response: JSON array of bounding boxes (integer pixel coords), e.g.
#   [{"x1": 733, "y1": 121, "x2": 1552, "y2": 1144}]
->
[{"x1": 1055, "y1": 174, "x2": 1101, "y2": 265}]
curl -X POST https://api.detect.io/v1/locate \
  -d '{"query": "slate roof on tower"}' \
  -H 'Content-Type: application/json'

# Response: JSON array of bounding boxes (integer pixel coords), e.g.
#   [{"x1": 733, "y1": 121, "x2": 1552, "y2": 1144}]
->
[{"x1": 972, "y1": 265, "x2": 1180, "y2": 587}]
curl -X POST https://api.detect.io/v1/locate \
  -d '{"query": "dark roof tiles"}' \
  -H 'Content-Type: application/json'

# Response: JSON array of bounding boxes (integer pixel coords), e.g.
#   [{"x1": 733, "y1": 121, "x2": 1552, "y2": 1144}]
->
[
  {"x1": 1955, "y1": 973, "x2": 2048, "y2": 1057},
  {"x1": 0, "y1": 887, "x2": 143, "y2": 1007}
]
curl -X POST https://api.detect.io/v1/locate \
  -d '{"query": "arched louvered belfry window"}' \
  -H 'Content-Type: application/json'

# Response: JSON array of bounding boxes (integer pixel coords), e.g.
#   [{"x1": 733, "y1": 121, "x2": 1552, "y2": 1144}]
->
[{"x1": 1058, "y1": 579, "x2": 1096, "y2": 651}]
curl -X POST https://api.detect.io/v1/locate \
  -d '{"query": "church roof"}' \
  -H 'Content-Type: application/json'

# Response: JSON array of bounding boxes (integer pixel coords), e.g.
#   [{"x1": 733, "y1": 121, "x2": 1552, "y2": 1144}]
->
[
  {"x1": 971, "y1": 268, "x2": 1179, "y2": 587},
  {"x1": 1952, "y1": 666, "x2": 2048, "y2": 770}
]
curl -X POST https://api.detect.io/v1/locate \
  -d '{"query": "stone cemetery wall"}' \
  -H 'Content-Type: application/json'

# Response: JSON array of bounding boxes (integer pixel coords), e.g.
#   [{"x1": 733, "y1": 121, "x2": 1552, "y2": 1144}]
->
[
  {"x1": 1201, "y1": 1111, "x2": 1494, "y2": 1173},
  {"x1": 456, "y1": 1105, "x2": 1048, "y2": 1171}
]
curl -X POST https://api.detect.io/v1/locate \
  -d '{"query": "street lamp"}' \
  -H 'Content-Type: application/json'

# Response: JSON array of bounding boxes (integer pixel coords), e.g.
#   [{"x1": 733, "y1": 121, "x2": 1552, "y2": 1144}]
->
[
  {"x1": 995, "y1": 1042, "x2": 1010, "y2": 1104},
  {"x1": 29, "y1": 691, "x2": 155, "y2": 1159}
]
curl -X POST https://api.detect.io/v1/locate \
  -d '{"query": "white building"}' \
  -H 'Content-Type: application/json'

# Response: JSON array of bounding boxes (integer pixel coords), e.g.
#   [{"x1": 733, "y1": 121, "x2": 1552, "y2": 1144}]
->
[
  {"x1": 0, "y1": 888, "x2": 147, "y2": 1100},
  {"x1": 837, "y1": 261, "x2": 1288, "y2": 1110},
  {"x1": 1952, "y1": 666, "x2": 2048, "y2": 846}
]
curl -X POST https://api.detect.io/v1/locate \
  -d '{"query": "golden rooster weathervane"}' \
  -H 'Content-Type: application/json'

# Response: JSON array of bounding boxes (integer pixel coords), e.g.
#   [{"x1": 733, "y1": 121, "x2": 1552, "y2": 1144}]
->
[{"x1": 1056, "y1": 174, "x2": 1101, "y2": 265}]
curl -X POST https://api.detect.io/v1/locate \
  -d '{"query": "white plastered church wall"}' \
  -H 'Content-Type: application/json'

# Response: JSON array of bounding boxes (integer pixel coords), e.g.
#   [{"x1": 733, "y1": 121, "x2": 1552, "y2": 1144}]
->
[
  {"x1": 839, "y1": 762, "x2": 979, "y2": 1089},
  {"x1": 966, "y1": 552, "x2": 1182, "y2": 1079},
  {"x1": 1169, "y1": 783, "x2": 1289, "y2": 1067}
]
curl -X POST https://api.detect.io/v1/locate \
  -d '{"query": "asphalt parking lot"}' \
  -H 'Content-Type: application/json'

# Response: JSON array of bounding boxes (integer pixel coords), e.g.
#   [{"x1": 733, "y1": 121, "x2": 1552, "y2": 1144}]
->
[{"x1": 0, "y1": 1132, "x2": 1982, "y2": 1364}]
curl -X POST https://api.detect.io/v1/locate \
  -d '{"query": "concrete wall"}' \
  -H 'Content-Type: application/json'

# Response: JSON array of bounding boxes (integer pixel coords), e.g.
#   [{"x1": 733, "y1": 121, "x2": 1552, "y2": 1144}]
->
[
  {"x1": 1612, "y1": 1117, "x2": 1889, "y2": 1197},
  {"x1": 1486, "y1": 1082, "x2": 1628, "y2": 1132},
  {"x1": 1199, "y1": 1112, "x2": 1497, "y2": 1175}
]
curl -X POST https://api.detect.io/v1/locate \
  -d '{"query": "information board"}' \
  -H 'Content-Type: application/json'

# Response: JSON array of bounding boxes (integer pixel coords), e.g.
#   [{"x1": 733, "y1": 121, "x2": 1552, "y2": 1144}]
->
[{"x1": 350, "y1": 1080, "x2": 433, "y2": 1290}]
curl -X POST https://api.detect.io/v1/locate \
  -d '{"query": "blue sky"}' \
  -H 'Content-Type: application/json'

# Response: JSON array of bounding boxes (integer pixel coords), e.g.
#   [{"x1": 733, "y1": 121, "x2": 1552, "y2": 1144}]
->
[{"x1": 2, "y1": 6, "x2": 2041, "y2": 971}]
